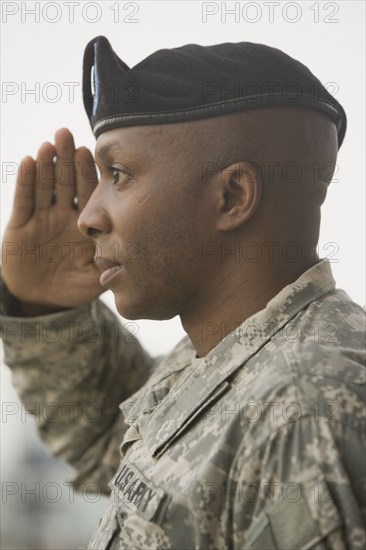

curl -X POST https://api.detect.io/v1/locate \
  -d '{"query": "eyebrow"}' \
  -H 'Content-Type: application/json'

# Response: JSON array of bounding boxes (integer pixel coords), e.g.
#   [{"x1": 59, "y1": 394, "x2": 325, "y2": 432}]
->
[{"x1": 95, "y1": 141, "x2": 124, "y2": 160}]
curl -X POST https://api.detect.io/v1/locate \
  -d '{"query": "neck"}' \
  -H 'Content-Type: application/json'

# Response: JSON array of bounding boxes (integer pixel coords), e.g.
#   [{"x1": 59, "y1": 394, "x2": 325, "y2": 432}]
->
[{"x1": 180, "y1": 253, "x2": 318, "y2": 357}]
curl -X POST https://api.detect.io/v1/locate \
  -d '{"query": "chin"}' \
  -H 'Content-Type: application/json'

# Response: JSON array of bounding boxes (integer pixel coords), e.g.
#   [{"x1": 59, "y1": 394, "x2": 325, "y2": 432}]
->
[{"x1": 114, "y1": 293, "x2": 177, "y2": 321}]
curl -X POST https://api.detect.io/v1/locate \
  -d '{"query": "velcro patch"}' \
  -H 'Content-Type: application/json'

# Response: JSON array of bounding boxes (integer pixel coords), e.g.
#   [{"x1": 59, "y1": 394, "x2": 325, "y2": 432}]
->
[{"x1": 245, "y1": 466, "x2": 343, "y2": 549}]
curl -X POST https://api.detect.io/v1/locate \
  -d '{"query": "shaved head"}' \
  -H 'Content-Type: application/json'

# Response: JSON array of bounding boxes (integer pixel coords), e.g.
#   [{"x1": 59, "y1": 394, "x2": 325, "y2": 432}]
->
[
  {"x1": 158, "y1": 106, "x2": 338, "y2": 189},
  {"x1": 151, "y1": 106, "x2": 338, "y2": 248}
]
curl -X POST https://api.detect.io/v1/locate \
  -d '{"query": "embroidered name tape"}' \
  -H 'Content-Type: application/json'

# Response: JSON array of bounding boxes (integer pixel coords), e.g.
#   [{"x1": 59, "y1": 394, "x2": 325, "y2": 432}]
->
[{"x1": 109, "y1": 459, "x2": 170, "y2": 523}]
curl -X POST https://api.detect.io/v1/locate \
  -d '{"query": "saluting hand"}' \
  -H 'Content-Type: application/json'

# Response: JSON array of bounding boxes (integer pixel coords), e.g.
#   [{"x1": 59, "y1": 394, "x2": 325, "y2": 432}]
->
[{"x1": 1, "y1": 128, "x2": 104, "y2": 314}]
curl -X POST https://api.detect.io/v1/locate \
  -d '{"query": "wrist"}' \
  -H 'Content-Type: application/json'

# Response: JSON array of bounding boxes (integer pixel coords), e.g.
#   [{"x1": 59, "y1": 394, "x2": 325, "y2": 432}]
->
[
  {"x1": 1, "y1": 277, "x2": 72, "y2": 317},
  {"x1": 17, "y1": 300, "x2": 72, "y2": 317}
]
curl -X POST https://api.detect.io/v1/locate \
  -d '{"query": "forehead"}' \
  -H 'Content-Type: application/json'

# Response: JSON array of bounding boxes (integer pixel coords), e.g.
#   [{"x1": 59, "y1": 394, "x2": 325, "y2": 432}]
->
[{"x1": 94, "y1": 125, "x2": 175, "y2": 159}]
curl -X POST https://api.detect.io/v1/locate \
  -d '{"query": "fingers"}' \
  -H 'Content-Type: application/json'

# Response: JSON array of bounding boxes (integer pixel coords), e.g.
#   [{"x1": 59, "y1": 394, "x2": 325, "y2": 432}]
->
[
  {"x1": 35, "y1": 142, "x2": 56, "y2": 213},
  {"x1": 8, "y1": 130, "x2": 89, "y2": 230},
  {"x1": 75, "y1": 146, "x2": 98, "y2": 211},
  {"x1": 8, "y1": 156, "x2": 36, "y2": 229},
  {"x1": 54, "y1": 128, "x2": 76, "y2": 209}
]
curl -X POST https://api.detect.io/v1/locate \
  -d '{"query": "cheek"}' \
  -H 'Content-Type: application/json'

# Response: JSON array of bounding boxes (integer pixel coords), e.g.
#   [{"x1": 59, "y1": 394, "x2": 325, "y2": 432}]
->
[
  {"x1": 108, "y1": 195, "x2": 172, "y2": 269},
  {"x1": 110, "y1": 190, "x2": 155, "y2": 233},
  {"x1": 110, "y1": 178, "x2": 207, "y2": 264}
]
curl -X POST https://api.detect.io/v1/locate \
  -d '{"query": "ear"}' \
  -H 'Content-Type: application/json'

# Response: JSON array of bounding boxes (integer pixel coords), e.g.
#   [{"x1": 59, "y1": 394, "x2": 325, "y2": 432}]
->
[{"x1": 216, "y1": 161, "x2": 262, "y2": 231}]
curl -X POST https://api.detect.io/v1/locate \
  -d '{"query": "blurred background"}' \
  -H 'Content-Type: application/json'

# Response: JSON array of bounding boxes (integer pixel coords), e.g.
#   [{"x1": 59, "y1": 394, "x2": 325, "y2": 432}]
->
[{"x1": 1, "y1": 1, "x2": 365, "y2": 548}]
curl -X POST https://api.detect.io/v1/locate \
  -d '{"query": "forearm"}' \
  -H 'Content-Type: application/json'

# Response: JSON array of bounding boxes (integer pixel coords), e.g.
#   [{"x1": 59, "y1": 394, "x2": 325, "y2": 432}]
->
[{"x1": 1, "y1": 277, "x2": 154, "y2": 492}]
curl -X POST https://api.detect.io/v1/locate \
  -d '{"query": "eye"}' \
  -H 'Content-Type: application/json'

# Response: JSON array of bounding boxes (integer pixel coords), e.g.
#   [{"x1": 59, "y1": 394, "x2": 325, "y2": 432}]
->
[{"x1": 108, "y1": 165, "x2": 131, "y2": 186}]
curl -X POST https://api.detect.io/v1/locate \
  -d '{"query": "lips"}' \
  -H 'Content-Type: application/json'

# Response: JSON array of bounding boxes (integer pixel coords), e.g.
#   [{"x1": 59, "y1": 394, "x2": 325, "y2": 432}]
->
[
  {"x1": 94, "y1": 256, "x2": 121, "y2": 273},
  {"x1": 94, "y1": 256, "x2": 123, "y2": 286}
]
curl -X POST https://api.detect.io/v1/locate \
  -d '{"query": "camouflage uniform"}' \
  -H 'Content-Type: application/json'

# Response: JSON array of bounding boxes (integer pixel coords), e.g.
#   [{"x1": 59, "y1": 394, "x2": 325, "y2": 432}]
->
[{"x1": 1, "y1": 259, "x2": 365, "y2": 549}]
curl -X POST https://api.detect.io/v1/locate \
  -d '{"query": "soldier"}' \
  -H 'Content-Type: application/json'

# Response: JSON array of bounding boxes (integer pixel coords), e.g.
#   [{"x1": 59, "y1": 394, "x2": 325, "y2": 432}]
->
[{"x1": 1, "y1": 36, "x2": 365, "y2": 549}]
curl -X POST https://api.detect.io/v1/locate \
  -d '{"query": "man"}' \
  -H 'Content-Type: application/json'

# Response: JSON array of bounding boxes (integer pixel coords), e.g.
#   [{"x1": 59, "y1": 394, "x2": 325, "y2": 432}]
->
[{"x1": 1, "y1": 36, "x2": 365, "y2": 549}]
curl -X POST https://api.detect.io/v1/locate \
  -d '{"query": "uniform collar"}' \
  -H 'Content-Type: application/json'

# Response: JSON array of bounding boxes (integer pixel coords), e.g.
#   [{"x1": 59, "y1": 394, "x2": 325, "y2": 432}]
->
[{"x1": 138, "y1": 259, "x2": 336, "y2": 457}]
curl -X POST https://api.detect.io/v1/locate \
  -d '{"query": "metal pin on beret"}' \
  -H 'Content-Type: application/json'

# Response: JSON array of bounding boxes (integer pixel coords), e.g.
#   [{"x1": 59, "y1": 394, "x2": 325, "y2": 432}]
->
[{"x1": 82, "y1": 36, "x2": 347, "y2": 148}]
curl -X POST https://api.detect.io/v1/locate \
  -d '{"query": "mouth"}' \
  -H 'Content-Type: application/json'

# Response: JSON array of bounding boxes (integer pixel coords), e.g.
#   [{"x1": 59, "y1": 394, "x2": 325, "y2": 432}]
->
[{"x1": 94, "y1": 256, "x2": 123, "y2": 286}]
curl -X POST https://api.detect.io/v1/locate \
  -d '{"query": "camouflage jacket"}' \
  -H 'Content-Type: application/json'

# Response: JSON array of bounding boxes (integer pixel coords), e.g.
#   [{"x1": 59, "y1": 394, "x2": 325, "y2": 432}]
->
[{"x1": 1, "y1": 259, "x2": 365, "y2": 549}]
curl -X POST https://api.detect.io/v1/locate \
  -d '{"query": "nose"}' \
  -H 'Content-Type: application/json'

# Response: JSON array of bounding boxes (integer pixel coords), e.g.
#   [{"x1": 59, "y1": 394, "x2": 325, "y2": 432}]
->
[{"x1": 77, "y1": 185, "x2": 112, "y2": 239}]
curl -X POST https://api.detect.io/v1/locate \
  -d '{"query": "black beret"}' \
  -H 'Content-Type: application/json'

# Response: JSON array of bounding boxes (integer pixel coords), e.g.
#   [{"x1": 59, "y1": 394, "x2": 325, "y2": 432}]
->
[{"x1": 82, "y1": 36, "x2": 346, "y2": 148}]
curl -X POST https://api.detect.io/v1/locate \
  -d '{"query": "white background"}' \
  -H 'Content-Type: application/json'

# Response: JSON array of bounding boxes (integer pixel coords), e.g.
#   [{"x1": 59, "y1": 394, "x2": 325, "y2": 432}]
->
[{"x1": 1, "y1": 1, "x2": 365, "y2": 548}]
